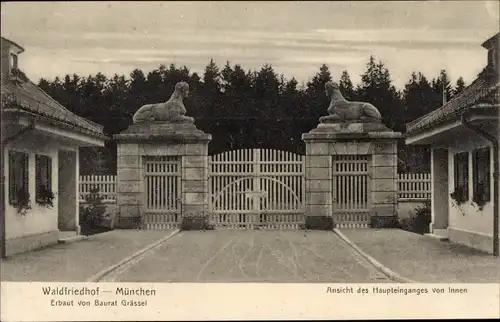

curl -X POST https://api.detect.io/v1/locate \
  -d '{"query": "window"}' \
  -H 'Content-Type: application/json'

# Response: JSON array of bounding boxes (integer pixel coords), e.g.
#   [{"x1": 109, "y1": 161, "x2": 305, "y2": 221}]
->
[
  {"x1": 472, "y1": 147, "x2": 491, "y2": 205},
  {"x1": 35, "y1": 155, "x2": 52, "y2": 203},
  {"x1": 487, "y1": 48, "x2": 499, "y2": 69},
  {"x1": 10, "y1": 53, "x2": 18, "y2": 70},
  {"x1": 453, "y1": 151, "x2": 469, "y2": 203},
  {"x1": 8, "y1": 151, "x2": 29, "y2": 205}
]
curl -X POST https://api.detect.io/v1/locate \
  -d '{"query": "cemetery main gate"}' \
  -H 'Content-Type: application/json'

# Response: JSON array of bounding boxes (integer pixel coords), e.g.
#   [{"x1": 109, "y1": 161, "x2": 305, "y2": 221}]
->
[
  {"x1": 114, "y1": 81, "x2": 401, "y2": 231},
  {"x1": 138, "y1": 151, "x2": 375, "y2": 230},
  {"x1": 209, "y1": 149, "x2": 305, "y2": 229}
]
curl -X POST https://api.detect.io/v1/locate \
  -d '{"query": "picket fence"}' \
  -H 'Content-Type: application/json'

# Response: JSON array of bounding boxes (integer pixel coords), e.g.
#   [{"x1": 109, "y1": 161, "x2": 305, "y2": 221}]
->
[
  {"x1": 79, "y1": 175, "x2": 117, "y2": 202},
  {"x1": 79, "y1": 172, "x2": 431, "y2": 208},
  {"x1": 397, "y1": 173, "x2": 431, "y2": 200}
]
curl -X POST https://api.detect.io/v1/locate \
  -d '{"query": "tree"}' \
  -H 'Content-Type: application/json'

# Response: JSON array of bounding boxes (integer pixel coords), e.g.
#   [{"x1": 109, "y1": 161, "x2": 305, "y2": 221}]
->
[
  {"x1": 35, "y1": 56, "x2": 454, "y2": 171},
  {"x1": 197, "y1": 59, "x2": 224, "y2": 150},
  {"x1": 127, "y1": 69, "x2": 148, "y2": 116},
  {"x1": 248, "y1": 64, "x2": 280, "y2": 147},
  {"x1": 304, "y1": 64, "x2": 332, "y2": 120},
  {"x1": 403, "y1": 72, "x2": 437, "y2": 123},
  {"x1": 202, "y1": 59, "x2": 222, "y2": 93},
  {"x1": 431, "y1": 69, "x2": 453, "y2": 106},
  {"x1": 453, "y1": 76, "x2": 466, "y2": 97},
  {"x1": 339, "y1": 70, "x2": 355, "y2": 100},
  {"x1": 400, "y1": 71, "x2": 437, "y2": 173},
  {"x1": 403, "y1": 72, "x2": 420, "y2": 121},
  {"x1": 279, "y1": 77, "x2": 303, "y2": 152},
  {"x1": 220, "y1": 61, "x2": 233, "y2": 93},
  {"x1": 145, "y1": 68, "x2": 163, "y2": 103},
  {"x1": 356, "y1": 56, "x2": 403, "y2": 131},
  {"x1": 306, "y1": 64, "x2": 332, "y2": 95}
]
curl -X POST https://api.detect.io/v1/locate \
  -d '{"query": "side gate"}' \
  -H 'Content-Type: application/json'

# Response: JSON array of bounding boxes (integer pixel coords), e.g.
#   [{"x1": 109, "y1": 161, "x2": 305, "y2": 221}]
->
[
  {"x1": 332, "y1": 155, "x2": 372, "y2": 228},
  {"x1": 209, "y1": 149, "x2": 306, "y2": 229},
  {"x1": 143, "y1": 156, "x2": 181, "y2": 229}
]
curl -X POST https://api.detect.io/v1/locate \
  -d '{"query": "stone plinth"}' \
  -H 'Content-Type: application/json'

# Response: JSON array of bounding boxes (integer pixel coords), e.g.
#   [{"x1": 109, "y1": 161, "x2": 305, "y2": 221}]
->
[
  {"x1": 113, "y1": 122, "x2": 211, "y2": 228},
  {"x1": 302, "y1": 122, "x2": 402, "y2": 228}
]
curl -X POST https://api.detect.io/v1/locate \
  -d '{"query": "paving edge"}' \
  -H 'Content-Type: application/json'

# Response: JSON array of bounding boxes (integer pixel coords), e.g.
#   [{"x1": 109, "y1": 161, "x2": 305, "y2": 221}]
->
[
  {"x1": 333, "y1": 228, "x2": 417, "y2": 283},
  {"x1": 424, "y1": 233, "x2": 450, "y2": 242},
  {"x1": 58, "y1": 235, "x2": 88, "y2": 244},
  {"x1": 86, "y1": 229, "x2": 181, "y2": 282}
]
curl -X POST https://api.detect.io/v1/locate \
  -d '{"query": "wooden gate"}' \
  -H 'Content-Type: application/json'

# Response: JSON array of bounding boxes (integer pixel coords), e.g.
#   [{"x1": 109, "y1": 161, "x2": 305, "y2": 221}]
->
[
  {"x1": 332, "y1": 155, "x2": 371, "y2": 228},
  {"x1": 209, "y1": 149, "x2": 305, "y2": 229},
  {"x1": 143, "y1": 156, "x2": 181, "y2": 229}
]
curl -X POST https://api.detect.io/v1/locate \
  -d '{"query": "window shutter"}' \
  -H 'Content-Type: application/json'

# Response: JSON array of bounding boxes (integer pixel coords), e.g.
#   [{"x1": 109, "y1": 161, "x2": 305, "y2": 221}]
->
[
  {"x1": 35, "y1": 155, "x2": 53, "y2": 203},
  {"x1": 8, "y1": 151, "x2": 29, "y2": 205},
  {"x1": 463, "y1": 152, "x2": 469, "y2": 201},
  {"x1": 472, "y1": 149, "x2": 478, "y2": 201},
  {"x1": 485, "y1": 148, "x2": 491, "y2": 200},
  {"x1": 9, "y1": 152, "x2": 16, "y2": 204},
  {"x1": 454, "y1": 153, "x2": 459, "y2": 191}
]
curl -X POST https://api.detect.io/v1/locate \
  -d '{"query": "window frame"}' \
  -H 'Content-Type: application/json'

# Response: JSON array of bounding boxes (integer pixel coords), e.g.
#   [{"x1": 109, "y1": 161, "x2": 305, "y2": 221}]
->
[
  {"x1": 10, "y1": 53, "x2": 18, "y2": 70},
  {"x1": 453, "y1": 151, "x2": 469, "y2": 203},
  {"x1": 487, "y1": 48, "x2": 498, "y2": 70},
  {"x1": 8, "y1": 150, "x2": 29, "y2": 206},
  {"x1": 472, "y1": 146, "x2": 491, "y2": 205},
  {"x1": 35, "y1": 154, "x2": 52, "y2": 204}
]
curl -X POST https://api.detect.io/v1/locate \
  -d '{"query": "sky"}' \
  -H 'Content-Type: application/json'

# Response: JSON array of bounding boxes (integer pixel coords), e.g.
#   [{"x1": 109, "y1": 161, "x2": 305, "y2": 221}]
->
[{"x1": 1, "y1": 1, "x2": 499, "y2": 89}]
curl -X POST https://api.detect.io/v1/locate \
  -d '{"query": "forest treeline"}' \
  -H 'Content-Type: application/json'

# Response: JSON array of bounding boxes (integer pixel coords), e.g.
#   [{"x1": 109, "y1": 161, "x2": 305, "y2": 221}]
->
[{"x1": 37, "y1": 56, "x2": 467, "y2": 174}]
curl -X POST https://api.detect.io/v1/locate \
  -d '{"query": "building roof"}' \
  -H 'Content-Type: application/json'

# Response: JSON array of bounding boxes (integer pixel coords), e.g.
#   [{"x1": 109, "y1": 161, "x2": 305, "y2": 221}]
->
[
  {"x1": 406, "y1": 33, "x2": 500, "y2": 136},
  {"x1": 482, "y1": 32, "x2": 499, "y2": 49},
  {"x1": 1, "y1": 70, "x2": 106, "y2": 138},
  {"x1": 1, "y1": 37, "x2": 24, "y2": 54}
]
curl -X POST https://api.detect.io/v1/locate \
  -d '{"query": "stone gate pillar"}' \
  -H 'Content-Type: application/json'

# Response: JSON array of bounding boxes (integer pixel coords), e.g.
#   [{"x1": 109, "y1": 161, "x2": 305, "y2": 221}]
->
[
  {"x1": 302, "y1": 81, "x2": 402, "y2": 229},
  {"x1": 114, "y1": 123, "x2": 211, "y2": 228},
  {"x1": 303, "y1": 123, "x2": 401, "y2": 229},
  {"x1": 113, "y1": 81, "x2": 211, "y2": 229}
]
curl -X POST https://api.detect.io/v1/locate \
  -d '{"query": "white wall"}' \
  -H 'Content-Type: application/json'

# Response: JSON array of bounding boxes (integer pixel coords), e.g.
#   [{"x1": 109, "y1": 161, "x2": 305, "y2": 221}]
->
[
  {"x1": 431, "y1": 148, "x2": 449, "y2": 230},
  {"x1": 4, "y1": 133, "x2": 77, "y2": 240},
  {"x1": 58, "y1": 150, "x2": 78, "y2": 231},
  {"x1": 447, "y1": 135, "x2": 498, "y2": 240}
]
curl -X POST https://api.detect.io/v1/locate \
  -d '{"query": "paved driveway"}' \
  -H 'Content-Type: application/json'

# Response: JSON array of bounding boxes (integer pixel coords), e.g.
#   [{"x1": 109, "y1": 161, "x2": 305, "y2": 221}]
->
[
  {"x1": 102, "y1": 230, "x2": 391, "y2": 283},
  {"x1": 1, "y1": 230, "x2": 173, "y2": 282},
  {"x1": 340, "y1": 229, "x2": 500, "y2": 283}
]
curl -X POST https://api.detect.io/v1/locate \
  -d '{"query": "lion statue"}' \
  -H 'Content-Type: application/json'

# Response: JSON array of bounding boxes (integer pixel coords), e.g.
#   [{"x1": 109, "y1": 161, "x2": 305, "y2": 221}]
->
[
  {"x1": 319, "y1": 81, "x2": 382, "y2": 124},
  {"x1": 132, "y1": 81, "x2": 194, "y2": 124}
]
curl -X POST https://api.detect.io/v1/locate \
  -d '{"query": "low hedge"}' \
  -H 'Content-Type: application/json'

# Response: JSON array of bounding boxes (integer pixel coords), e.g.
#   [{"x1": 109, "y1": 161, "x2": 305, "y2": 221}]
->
[{"x1": 399, "y1": 201, "x2": 431, "y2": 235}]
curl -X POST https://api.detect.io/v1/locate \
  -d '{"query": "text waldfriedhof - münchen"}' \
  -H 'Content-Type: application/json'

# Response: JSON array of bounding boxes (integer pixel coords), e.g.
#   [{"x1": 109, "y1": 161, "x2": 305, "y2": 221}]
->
[{"x1": 42, "y1": 286, "x2": 156, "y2": 307}]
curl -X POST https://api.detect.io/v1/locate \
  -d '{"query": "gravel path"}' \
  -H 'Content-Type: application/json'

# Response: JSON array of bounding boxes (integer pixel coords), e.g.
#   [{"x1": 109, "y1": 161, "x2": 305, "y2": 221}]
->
[{"x1": 105, "y1": 230, "x2": 391, "y2": 283}]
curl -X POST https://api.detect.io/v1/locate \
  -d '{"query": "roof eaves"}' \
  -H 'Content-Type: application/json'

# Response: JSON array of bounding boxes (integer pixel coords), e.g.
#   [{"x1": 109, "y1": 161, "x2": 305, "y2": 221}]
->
[
  {"x1": 481, "y1": 32, "x2": 500, "y2": 49},
  {"x1": 32, "y1": 79, "x2": 105, "y2": 131},
  {"x1": 406, "y1": 77, "x2": 480, "y2": 131},
  {"x1": 406, "y1": 73, "x2": 499, "y2": 134},
  {"x1": 406, "y1": 98, "x2": 500, "y2": 137},
  {"x1": 2, "y1": 72, "x2": 105, "y2": 135},
  {"x1": 2, "y1": 107, "x2": 109, "y2": 141},
  {"x1": 1, "y1": 37, "x2": 25, "y2": 54}
]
